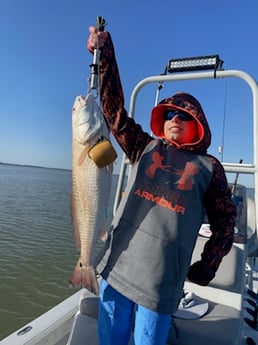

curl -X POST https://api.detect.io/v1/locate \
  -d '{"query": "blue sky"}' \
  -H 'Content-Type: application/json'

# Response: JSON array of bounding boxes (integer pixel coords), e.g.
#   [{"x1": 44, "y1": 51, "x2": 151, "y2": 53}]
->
[{"x1": 0, "y1": 0, "x2": 257, "y2": 186}]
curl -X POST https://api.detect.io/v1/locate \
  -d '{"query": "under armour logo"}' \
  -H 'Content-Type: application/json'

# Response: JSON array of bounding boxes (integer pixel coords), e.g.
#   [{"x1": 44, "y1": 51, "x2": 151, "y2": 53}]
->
[{"x1": 145, "y1": 152, "x2": 199, "y2": 191}]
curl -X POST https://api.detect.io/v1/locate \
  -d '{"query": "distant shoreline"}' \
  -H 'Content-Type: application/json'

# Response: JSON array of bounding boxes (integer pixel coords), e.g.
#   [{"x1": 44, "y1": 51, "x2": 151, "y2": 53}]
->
[
  {"x1": 0, "y1": 162, "x2": 119, "y2": 176},
  {"x1": 0, "y1": 162, "x2": 71, "y2": 172}
]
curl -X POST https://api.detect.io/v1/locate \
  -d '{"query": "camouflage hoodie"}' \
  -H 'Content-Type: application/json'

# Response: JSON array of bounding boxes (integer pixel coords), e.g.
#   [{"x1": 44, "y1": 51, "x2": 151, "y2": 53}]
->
[{"x1": 91, "y1": 32, "x2": 236, "y2": 314}]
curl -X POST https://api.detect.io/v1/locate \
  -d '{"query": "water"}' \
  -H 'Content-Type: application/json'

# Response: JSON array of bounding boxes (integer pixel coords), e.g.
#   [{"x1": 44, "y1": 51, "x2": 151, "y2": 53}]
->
[{"x1": 0, "y1": 164, "x2": 118, "y2": 340}]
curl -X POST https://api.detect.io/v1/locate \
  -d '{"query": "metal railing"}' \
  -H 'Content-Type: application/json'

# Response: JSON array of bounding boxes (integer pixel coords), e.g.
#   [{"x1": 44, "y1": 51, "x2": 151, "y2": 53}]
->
[{"x1": 113, "y1": 69, "x2": 258, "y2": 229}]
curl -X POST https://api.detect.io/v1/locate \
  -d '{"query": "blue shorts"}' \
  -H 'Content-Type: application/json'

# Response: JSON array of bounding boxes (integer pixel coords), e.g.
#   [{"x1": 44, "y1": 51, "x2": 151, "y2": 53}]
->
[{"x1": 98, "y1": 280, "x2": 172, "y2": 345}]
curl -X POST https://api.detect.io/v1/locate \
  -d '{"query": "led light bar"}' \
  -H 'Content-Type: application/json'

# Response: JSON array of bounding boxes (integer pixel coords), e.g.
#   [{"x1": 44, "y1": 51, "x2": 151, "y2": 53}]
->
[{"x1": 167, "y1": 55, "x2": 223, "y2": 73}]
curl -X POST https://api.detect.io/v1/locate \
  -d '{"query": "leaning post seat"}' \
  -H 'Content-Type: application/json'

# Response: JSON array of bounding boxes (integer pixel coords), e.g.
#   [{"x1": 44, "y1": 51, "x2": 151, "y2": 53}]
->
[
  {"x1": 168, "y1": 238, "x2": 245, "y2": 345},
  {"x1": 167, "y1": 184, "x2": 248, "y2": 345}
]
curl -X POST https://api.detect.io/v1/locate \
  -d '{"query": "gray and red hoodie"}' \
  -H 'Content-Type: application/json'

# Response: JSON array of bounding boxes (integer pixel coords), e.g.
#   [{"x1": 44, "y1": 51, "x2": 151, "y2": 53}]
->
[{"x1": 90, "y1": 32, "x2": 236, "y2": 314}]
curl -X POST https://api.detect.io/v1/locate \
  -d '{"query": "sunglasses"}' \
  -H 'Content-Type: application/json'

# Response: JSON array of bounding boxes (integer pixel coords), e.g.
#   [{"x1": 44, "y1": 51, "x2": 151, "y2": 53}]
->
[{"x1": 164, "y1": 110, "x2": 193, "y2": 122}]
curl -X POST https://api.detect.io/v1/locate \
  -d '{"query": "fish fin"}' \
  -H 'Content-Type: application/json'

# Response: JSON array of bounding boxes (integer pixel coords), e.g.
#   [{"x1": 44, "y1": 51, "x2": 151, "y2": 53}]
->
[
  {"x1": 69, "y1": 259, "x2": 99, "y2": 295},
  {"x1": 70, "y1": 193, "x2": 81, "y2": 250},
  {"x1": 78, "y1": 144, "x2": 90, "y2": 166},
  {"x1": 99, "y1": 230, "x2": 108, "y2": 241},
  {"x1": 99, "y1": 225, "x2": 108, "y2": 241},
  {"x1": 69, "y1": 260, "x2": 82, "y2": 287},
  {"x1": 106, "y1": 161, "x2": 114, "y2": 174},
  {"x1": 80, "y1": 265, "x2": 99, "y2": 295}
]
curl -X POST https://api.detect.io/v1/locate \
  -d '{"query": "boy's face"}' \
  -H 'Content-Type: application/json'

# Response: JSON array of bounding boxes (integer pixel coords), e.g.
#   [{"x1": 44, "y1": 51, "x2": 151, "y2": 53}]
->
[{"x1": 163, "y1": 112, "x2": 198, "y2": 144}]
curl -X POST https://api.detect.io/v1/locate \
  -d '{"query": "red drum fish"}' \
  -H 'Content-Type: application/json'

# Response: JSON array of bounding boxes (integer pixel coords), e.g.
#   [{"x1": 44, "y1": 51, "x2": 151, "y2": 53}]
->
[{"x1": 69, "y1": 93, "x2": 116, "y2": 295}]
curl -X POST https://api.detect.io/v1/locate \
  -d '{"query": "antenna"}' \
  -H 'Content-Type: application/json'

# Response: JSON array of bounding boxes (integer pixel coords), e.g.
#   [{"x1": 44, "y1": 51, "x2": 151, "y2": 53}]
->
[
  {"x1": 219, "y1": 80, "x2": 228, "y2": 162},
  {"x1": 231, "y1": 159, "x2": 243, "y2": 195}
]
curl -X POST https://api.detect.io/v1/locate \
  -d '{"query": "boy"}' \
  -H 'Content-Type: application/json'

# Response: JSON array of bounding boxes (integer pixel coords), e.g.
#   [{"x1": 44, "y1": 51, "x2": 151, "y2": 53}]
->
[{"x1": 87, "y1": 27, "x2": 236, "y2": 345}]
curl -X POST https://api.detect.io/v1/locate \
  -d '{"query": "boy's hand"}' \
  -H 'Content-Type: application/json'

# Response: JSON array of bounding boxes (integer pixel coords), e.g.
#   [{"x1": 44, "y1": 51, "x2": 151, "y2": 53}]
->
[{"x1": 87, "y1": 26, "x2": 108, "y2": 53}]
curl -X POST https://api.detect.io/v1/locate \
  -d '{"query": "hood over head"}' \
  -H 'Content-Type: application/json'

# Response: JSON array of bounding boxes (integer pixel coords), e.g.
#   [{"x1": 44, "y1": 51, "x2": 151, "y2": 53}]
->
[{"x1": 150, "y1": 92, "x2": 211, "y2": 153}]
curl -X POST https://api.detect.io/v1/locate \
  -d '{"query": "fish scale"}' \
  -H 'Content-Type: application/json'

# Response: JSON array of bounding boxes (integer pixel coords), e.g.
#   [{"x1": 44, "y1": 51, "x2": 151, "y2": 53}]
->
[{"x1": 72, "y1": 149, "x2": 111, "y2": 266}]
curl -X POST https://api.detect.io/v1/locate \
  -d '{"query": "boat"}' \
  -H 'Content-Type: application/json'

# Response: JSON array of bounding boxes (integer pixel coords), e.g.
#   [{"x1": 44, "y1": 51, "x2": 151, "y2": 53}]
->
[{"x1": 1, "y1": 54, "x2": 258, "y2": 345}]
